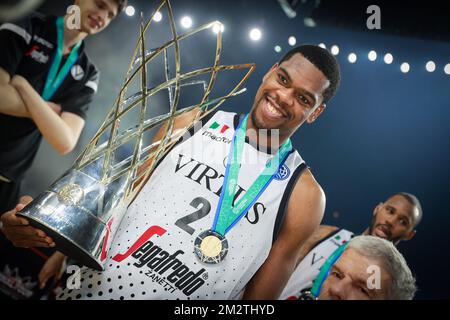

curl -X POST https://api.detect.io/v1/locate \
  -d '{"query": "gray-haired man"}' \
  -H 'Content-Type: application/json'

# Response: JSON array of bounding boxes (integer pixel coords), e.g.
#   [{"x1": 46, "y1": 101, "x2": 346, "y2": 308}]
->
[
  {"x1": 281, "y1": 192, "x2": 421, "y2": 299},
  {"x1": 317, "y1": 235, "x2": 416, "y2": 300}
]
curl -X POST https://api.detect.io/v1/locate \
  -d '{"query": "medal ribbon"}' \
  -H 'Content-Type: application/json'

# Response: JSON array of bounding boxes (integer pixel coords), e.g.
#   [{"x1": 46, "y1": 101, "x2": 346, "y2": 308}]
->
[
  {"x1": 42, "y1": 16, "x2": 81, "y2": 101},
  {"x1": 212, "y1": 114, "x2": 293, "y2": 236},
  {"x1": 310, "y1": 242, "x2": 349, "y2": 298}
]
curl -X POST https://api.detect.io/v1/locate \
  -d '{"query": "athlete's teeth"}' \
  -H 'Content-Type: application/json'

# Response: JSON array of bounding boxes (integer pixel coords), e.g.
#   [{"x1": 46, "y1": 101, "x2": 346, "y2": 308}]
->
[{"x1": 267, "y1": 101, "x2": 282, "y2": 116}]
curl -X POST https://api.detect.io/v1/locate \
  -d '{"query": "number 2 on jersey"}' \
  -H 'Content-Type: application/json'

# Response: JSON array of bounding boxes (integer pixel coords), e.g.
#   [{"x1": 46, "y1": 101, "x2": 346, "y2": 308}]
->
[{"x1": 175, "y1": 197, "x2": 211, "y2": 235}]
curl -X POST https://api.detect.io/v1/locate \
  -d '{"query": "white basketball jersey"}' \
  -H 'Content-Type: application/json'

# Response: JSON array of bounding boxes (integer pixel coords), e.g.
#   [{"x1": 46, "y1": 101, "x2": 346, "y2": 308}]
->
[
  {"x1": 58, "y1": 110, "x2": 307, "y2": 300},
  {"x1": 280, "y1": 229, "x2": 354, "y2": 300}
]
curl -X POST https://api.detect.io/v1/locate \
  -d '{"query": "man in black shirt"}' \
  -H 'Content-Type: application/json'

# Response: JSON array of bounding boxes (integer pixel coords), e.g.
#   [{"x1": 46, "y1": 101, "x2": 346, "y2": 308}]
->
[
  {"x1": 0, "y1": 0, "x2": 127, "y2": 299},
  {"x1": 0, "y1": 0, "x2": 127, "y2": 213}
]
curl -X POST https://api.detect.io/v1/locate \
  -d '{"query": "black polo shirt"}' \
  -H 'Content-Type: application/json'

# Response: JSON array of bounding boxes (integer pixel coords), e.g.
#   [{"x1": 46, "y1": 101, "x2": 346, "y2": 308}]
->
[{"x1": 0, "y1": 13, "x2": 99, "y2": 182}]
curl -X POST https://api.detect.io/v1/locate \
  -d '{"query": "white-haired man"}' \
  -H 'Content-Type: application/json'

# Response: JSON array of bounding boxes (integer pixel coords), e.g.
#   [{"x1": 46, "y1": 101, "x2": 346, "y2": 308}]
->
[
  {"x1": 311, "y1": 235, "x2": 416, "y2": 300},
  {"x1": 281, "y1": 192, "x2": 421, "y2": 299}
]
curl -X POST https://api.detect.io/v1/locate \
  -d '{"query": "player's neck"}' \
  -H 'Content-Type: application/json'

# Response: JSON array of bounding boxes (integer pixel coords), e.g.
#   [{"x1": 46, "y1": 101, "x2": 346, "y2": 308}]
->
[
  {"x1": 246, "y1": 114, "x2": 291, "y2": 153},
  {"x1": 62, "y1": 15, "x2": 88, "y2": 55},
  {"x1": 362, "y1": 228, "x2": 370, "y2": 235}
]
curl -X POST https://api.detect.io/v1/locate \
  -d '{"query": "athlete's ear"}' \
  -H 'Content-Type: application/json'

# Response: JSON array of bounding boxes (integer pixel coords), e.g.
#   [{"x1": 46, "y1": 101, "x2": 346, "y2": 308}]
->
[
  {"x1": 262, "y1": 63, "x2": 279, "y2": 82},
  {"x1": 307, "y1": 103, "x2": 326, "y2": 124},
  {"x1": 404, "y1": 229, "x2": 416, "y2": 241}
]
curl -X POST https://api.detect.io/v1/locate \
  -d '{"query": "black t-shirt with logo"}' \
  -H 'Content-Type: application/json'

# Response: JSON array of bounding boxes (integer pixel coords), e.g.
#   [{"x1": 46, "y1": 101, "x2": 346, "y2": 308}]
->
[{"x1": 0, "y1": 13, "x2": 99, "y2": 181}]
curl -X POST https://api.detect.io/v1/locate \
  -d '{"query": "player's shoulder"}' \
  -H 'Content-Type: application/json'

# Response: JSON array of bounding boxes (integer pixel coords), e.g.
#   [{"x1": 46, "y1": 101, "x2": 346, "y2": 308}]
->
[
  {"x1": 291, "y1": 167, "x2": 325, "y2": 203},
  {"x1": 21, "y1": 12, "x2": 52, "y2": 31},
  {"x1": 281, "y1": 168, "x2": 325, "y2": 234},
  {"x1": 0, "y1": 11, "x2": 48, "y2": 38},
  {"x1": 317, "y1": 225, "x2": 339, "y2": 237},
  {"x1": 282, "y1": 167, "x2": 326, "y2": 233}
]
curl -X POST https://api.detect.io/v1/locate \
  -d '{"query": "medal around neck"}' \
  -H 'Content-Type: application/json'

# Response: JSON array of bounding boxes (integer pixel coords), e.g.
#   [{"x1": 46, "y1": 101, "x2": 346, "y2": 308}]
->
[
  {"x1": 194, "y1": 229, "x2": 228, "y2": 264},
  {"x1": 194, "y1": 115, "x2": 292, "y2": 264},
  {"x1": 16, "y1": 0, "x2": 255, "y2": 271}
]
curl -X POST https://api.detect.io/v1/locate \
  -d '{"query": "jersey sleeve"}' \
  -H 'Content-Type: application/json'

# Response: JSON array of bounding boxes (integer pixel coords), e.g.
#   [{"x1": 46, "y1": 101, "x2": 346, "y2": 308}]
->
[
  {"x1": 60, "y1": 68, "x2": 100, "y2": 120},
  {"x1": 0, "y1": 15, "x2": 34, "y2": 77}
]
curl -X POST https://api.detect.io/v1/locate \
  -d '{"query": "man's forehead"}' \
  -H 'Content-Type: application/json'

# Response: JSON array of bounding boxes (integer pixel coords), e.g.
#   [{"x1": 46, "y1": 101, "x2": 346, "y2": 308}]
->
[
  {"x1": 338, "y1": 249, "x2": 391, "y2": 295},
  {"x1": 278, "y1": 53, "x2": 330, "y2": 95},
  {"x1": 279, "y1": 53, "x2": 317, "y2": 73},
  {"x1": 102, "y1": 0, "x2": 120, "y2": 15},
  {"x1": 338, "y1": 249, "x2": 385, "y2": 279}
]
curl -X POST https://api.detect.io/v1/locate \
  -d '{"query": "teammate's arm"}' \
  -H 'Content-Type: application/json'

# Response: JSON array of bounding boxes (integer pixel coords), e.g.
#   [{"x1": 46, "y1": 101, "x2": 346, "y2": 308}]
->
[
  {"x1": 11, "y1": 74, "x2": 85, "y2": 155},
  {"x1": 0, "y1": 67, "x2": 30, "y2": 117},
  {"x1": 0, "y1": 67, "x2": 67, "y2": 120},
  {"x1": 242, "y1": 170, "x2": 325, "y2": 299}
]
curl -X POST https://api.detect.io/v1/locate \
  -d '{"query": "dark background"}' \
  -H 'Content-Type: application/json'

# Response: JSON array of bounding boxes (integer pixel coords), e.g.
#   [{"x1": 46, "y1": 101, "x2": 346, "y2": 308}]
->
[{"x1": 9, "y1": 0, "x2": 450, "y2": 299}]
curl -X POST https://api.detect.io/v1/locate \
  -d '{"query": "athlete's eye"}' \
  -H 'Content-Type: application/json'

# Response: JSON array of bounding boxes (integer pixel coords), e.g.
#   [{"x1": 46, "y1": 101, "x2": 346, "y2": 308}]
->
[
  {"x1": 330, "y1": 271, "x2": 343, "y2": 280},
  {"x1": 278, "y1": 73, "x2": 288, "y2": 85},
  {"x1": 298, "y1": 95, "x2": 310, "y2": 106}
]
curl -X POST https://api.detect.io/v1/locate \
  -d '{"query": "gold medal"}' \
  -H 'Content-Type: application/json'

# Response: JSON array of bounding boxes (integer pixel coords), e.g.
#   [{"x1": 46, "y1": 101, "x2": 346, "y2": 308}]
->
[
  {"x1": 200, "y1": 235, "x2": 223, "y2": 257},
  {"x1": 194, "y1": 230, "x2": 228, "y2": 264}
]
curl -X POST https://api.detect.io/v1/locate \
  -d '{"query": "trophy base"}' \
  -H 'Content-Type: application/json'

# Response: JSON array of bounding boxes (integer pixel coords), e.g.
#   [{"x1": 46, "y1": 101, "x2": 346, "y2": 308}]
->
[{"x1": 20, "y1": 213, "x2": 105, "y2": 271}]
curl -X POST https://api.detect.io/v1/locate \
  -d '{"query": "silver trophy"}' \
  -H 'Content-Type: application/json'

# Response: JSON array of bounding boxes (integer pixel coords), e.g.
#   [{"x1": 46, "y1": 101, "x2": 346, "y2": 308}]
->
[{"x1": 17, "y1": 0, "x2": 255, "y2": 270}]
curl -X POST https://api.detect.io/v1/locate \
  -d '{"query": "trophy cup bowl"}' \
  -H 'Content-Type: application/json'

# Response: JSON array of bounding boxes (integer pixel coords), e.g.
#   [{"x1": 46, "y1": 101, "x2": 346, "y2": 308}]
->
[
  {"x1": 16, "y1": 0, "x2": 255, "y2": 270},
  {"x1": 17, "y1": 167, "x2": 128, "y2": 270}
]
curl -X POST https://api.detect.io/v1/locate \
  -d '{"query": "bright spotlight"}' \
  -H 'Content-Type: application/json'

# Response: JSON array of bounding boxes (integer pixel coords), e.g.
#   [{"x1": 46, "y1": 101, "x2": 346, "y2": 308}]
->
[
  {"x1": 288, "y1": 36, "x2": 296, "y2": 46},
  {"x1": 426, "y1": 61, "x2": 436, "y2": 72},
  {"x1": 348, "y1": 53, "x2": 357, "y2": 63},
  {"x1": 384, "y1": 53, "x2": 393, "y2": 64},
  {"x1": 400, "y1": 62, "x2": 410, "y2": 73},
  {"x1": 331, "y1": 45, "x2": 339, "y2": 55},
  {"x1": 318, "y1": 43, "x2": 326, "y2": 49},
  {"x1": 444, "y1": 63, "x2": 450, "y2": 75},
  {"x1": 212, "y1": 22, "x2": 224, "y2": 34},
  {"x1": 249, "y1": 28, "x2": 262, "y2": 41},
  {"x1": 125, "y1": 5, "x2": 135, "y2": 17},
  {"x1": 368, "y1": 50, "x2": 377, "y2": 61},
  {"x1": 153, "y1": 11, "x2": 162, "y2": 22},
  {"x1": 274, "y1": 45, "x2": 282, "y2": 53},
  {"x1": 181, "y1": 16, "x2": 193, "y2": 28}
]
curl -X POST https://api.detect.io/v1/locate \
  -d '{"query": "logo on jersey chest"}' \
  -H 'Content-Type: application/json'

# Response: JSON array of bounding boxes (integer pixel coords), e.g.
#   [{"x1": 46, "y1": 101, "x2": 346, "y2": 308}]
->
[
  {"x1": 331, "y1": 234, "x2": 349, "y2": 247},
  {"x1": 25, "y1": 45, "x2": 49, "y2": 64},
  {"x1": 209, "y1": 121, "x2": 230, "y2": 133},
  {"x1": 274, "y1": 164, "x2": 290, "y2": 181},
  {"x1": 201, "y1": 121, "x2": 232, "y2": 144},
  {"x1": 71, "y1": 65, "x2": 84, "y2": 80},
  {"x1": 33, "y1": 35, "x2": 54, "y2": 49},
  {"x1": 111, "y1": 225, "x2": 208, "y2": 297}
]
